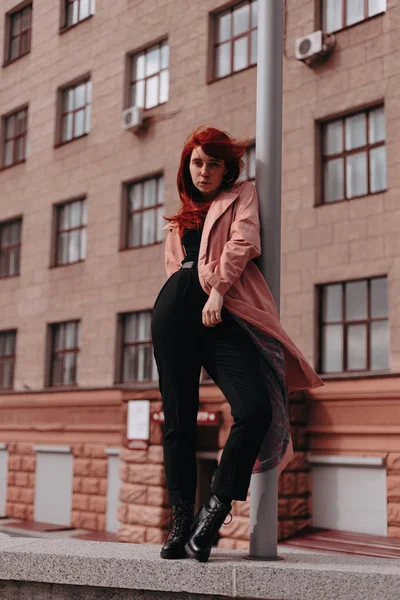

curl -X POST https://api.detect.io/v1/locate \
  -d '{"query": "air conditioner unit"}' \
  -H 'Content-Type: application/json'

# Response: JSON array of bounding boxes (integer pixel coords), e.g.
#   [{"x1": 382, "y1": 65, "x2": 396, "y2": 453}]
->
[
  {"x1": 295, "y1": 30, "x2": 336, "y2": 65},
  {"x1": 122, "y1": 106, "x2": 145, "y2": 133}
]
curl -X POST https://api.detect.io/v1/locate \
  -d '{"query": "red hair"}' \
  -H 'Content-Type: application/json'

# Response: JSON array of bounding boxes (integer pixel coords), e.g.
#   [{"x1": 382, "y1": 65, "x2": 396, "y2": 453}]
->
[{"x1": 165, "y1": 125, "x2": 248, "y2": 237}]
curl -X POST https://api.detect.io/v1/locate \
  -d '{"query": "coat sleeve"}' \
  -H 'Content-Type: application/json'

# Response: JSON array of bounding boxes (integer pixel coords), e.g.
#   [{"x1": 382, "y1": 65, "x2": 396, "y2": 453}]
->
[
  {"x1": 165, "y1": 230, "x2": 182, "y2": 278},
  {"x1": 203, "y1": 182, "x2": 261, "y2": 297}
]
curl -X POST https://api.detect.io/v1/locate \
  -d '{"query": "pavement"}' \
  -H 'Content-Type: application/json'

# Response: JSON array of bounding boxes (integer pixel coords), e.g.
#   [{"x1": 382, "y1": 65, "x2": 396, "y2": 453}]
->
[
  {"x1": 0, "y1": 517, "x2": 118, "y2": 542},
  {"x1": 1, "y1": 536, "x2": 399, "y2": 600}
]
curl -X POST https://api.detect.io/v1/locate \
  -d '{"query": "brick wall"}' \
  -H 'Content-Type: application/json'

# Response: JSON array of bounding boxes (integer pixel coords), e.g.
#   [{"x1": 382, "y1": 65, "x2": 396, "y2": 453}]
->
[
  {"x1": 71, "y1": 444, "x2": 108, "y2": 531},
  {"x1": 6, "y1": 443, "x2": 35, "y2": 520},
  {"x1": 387, "y1": 453, "x2": 400, "y2": 538},
  {"x1": 117, "y1": 445, "x2": 169, "y2": 544}
]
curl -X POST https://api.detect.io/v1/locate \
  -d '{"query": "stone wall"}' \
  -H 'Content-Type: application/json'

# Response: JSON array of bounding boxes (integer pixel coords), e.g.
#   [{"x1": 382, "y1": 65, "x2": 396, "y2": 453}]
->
[
  {"x1": 218, "y1": 392, "x2": 310, "y2": 549},
  {"x1": 117, "y1": 445, "x2": 169, "y2": 545},
  {"x1": 5, "y1": 442, "x2": 35, "y2": 520},
  {"x1": 71, "y1": 444, "x2": 108, "y2": 531},
  {"x1": 387, "y1": 453, "x2": 400, "y2": 538},
  {"x1": 6, "y1": 441, "x2": 110, "y2": 530}
]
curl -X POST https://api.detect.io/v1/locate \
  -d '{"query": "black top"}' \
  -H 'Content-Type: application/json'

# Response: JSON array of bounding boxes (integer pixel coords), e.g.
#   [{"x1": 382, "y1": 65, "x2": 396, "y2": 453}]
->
[{"x1": 181, "y1": 226, "x2": 203, "y2": 264}]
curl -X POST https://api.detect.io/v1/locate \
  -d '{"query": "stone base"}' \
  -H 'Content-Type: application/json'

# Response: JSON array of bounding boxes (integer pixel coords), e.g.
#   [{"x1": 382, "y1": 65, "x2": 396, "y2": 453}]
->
[
  {"x1": 1, "y1": 536, "x2": 400, "y2": 600},
  {"x1": 0, "y1": 582, "x2": 227, "y2": 600}
]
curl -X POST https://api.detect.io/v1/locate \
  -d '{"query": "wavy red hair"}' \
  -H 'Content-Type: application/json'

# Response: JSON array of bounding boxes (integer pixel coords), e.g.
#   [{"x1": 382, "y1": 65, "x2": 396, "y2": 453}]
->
[{"x1": 164, "y1": 125, "x2": 248, "y2": 237}]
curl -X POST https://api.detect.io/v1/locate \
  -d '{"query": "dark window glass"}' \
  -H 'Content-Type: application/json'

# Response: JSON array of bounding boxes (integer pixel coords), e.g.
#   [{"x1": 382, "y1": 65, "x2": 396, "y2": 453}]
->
[
  {"x1": 323, "y1": 0, "x2": 386, "y2": 33},
  {"x1": 65, "y1": 0, "x2": 95, "y2": 28},
  {"x1": 319, "y1": 277, "x2": 389, "y2": 374},
  {"x1": 7, "y1": 4, "x2": 32, "y2": 62},
  {"x1": 214, "y1": 0, "x2": 258, "y2": 80},
  {"x1": 125, "y1": 176, "x2": 164, "y2": 248},
  {"x1": 323, "y1": 106, "x2": 386, "y2": 203},
  {"x1": 61, "y1": 79, "x2": 91, "y2": 142},
  {"x1": 56, "y1": 199, "x2": 87, "y2": 265},
  {"x1": 238, "y1": 144, "x2": 255, "y2": 182},
  {"x1": 121, "y1": 312, "x2": 156, "y2": 382},
  {"x1": 130, "y1": 40, "x2": 169, "y2": 109},
  {"x1": 50, "y1": 321, "x2": 80, "y2": 386},
  {"x1": 0, "y1": 330, "x2": 16, "y2": 390},
  {"x1": 0, "y1": 218, "x2": 22, "y2": 278},
  {"x1": 3, "y1": 108, "x2": 28, "y2": 167}
]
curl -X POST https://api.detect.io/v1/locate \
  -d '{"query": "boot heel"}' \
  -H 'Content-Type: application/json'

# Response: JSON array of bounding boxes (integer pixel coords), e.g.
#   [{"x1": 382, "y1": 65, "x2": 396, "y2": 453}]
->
[{"x1": 185, "y1": 540, "x2": 211, "y2": 563}]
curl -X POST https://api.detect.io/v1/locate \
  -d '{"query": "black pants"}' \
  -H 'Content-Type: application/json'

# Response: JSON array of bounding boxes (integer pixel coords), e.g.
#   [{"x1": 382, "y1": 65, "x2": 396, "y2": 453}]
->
[{"x1": 151, "y1": 264, "x2": 273, "y2": 505}]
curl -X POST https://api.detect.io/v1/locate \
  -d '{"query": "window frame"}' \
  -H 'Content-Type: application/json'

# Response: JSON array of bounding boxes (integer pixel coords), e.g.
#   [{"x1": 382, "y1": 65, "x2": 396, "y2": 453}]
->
[
  {"x1": 51, "y1": 196, "x2": 87, "y2": 267},
  {"x1": 0, "y1": 330, "x2": 17, "y2": 391},
  {"x1": 3, "y1": 0, "x2": 32, "y2": 67},
  {"x1": 0, "y1": 216, "x2": 22, "y2": 279},
  {"x1": 320, "y1": 0, "x2": 387, "y2": 34},
  {"x1": 55, "y1": 72, "x2": 91, "y2": 147},
  {"x1": 317, "y1": 276, "x2": 390, "y2": 376},
  {"x1": 47, "y1": 320, "x2": 80, "y2": 387},
  {"x1": 0, "y1": 105, "x2": 29, "y2": 170},
  {"x1": 238, "y1": 141, "x2": 255, "y2": 182},
  {"x1": 59, "y1": 0, "x2": 95, "y2": 34},
  {"x1": 116, "y1": 311, "x2": 156, "y2": 384},
  {"x1": 317, "y1": 102, "x2": 386, "y2": 206},
  {"x1": 125, "y1": 37, "x2": 169, "y2": 112},
  {"x1": 208, "y1": 0, "x2": 258, "y2": 84},
  {"x1": 120, "y1": 172, "x2": 164, "y2": 251}
]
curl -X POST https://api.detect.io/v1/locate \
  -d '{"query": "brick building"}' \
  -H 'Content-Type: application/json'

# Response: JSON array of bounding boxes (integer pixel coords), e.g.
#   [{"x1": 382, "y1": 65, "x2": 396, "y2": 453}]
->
[{"x1": 0, "y1": 0, "x2": 399, "y2": 548}]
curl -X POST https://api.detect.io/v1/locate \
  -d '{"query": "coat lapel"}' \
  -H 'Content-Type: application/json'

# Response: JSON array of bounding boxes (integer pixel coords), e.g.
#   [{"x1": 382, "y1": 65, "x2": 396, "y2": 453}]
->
[
  {"x1": 162, "y1": 185, "x2": 241, "y2": 264},
  {"x1": 198, "y1": 187, "x2": 240, "y2": 264}
]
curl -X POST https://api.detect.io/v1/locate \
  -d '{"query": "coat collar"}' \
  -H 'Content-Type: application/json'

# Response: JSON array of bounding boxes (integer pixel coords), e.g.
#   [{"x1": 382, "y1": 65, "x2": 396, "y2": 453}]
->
[{"x1": 162, "y1": 184, "x2": 242, "y2": 231}]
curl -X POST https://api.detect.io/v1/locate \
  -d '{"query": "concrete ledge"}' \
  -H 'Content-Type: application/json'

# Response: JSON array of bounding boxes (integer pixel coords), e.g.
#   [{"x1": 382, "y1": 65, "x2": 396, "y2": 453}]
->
[
  {"x1": 0, "y1": 537, "x2": 400, "y2": 599},
  {"x1": 308, "y1": 454, "x2": 385, "y2": 467},
  {"x1": 33, "y1": 445, "x2": 72, "y2": 453}
]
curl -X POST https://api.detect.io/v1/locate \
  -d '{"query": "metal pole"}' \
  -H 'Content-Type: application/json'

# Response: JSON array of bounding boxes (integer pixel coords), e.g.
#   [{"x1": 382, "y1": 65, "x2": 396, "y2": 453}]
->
[{"x1": 248, "y1": 0, "x2": 284, "y2": 560}]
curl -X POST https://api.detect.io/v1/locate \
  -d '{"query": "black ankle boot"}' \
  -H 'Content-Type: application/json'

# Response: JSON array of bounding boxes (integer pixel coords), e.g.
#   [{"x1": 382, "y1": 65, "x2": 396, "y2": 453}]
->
[
  {"x1": 185, "y1": 494, "x2": 232, "y2": 563},
  {"x1": 160, "y1": 500, "x2": 194, "y2": 559}
]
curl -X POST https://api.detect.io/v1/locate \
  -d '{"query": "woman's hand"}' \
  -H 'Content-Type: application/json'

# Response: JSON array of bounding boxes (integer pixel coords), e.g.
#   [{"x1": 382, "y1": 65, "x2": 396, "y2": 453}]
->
[{"x1": 202, "y1": 288, "x2": 224, "y2": 327}]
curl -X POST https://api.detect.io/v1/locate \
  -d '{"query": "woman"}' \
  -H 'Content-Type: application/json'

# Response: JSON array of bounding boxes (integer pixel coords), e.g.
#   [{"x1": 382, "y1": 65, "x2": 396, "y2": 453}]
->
[{"x1": 151, "y1": 126, "x2": 324, "y2": 563}]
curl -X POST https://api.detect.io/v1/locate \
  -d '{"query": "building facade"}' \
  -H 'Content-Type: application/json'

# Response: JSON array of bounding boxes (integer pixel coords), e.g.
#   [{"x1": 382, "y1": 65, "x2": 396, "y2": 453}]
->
[{"x1": 0, "y1": 0, "x2": 399, "y2": 547}]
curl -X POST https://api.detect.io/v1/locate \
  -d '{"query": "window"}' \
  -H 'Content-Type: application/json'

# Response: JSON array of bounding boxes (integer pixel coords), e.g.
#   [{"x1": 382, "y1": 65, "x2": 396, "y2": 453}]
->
[
  {"x1": 212, "y1": 0, "x2": 258, "y2": 80},
  {"x1": 62, "y1": 0, "x2": 95, "y2": 30},
  {"x1": 59, "y1": 78, "x2": 91, "y2": 143},
  {"x1": 2, "y1": 107, "x2": 28, "y2": 168},
  {"x1": 322, "y1": 106, "x2": 386, "y2": 204},
  {"x1": 238, "y1": 143, "x2": 255, "y2": 182},
  {"x1": 123, "y1": 175, "x2": 164, "y2": 249},
  {"x1": 323, "y1": 0, "x2": 386, "y2": 33},
  {"x1": 49, "y1": 321, "x2": 80, "y2": 386},
  {"x1": 0, "y1": 331, "x2": 16, "y2": 390},
  {"x1": 5, "y1": 2, "x2": 32, "y2": 65},
  {"x1": 55, "y1": 198, "x2": 87, "y2": 265},
  {"x1": 118, "y1": 311, "x2": 157, "y2": 383},
  {"x1": 319, "y1": 277, "x2": 389, "y2": 374},
  {"x1": 0, "y1": 218, "x2": 22, "y2": 278},
  {"x1": 129, "y1": 40, "x2": 169, "y2": 110}
]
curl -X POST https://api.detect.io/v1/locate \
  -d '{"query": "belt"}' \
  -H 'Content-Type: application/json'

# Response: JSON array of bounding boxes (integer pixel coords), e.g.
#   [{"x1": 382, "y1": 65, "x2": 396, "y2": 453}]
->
[{"x1": 181, "y1": 261, "x2": 197, "y2": 269}]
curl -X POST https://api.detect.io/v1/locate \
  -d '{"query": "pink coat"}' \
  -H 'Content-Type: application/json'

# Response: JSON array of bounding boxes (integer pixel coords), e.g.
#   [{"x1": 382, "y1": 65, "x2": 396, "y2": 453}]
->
[
  {"x1": 163, "y1": 180, "x2": 324, "y2": 394},
  {"x1": 163, "y1": 180, "x2": 325, "y2": 474}
]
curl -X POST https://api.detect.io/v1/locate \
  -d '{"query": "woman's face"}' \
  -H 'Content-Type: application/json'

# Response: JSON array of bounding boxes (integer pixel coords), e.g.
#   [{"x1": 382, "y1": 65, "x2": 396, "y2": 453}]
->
[{"x1": 189, "y1": 146, "x2": 227, "y2": 198}]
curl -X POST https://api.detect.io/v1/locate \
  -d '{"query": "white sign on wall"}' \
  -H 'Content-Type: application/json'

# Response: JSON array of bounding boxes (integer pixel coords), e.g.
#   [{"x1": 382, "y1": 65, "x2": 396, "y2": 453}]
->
[{"x1": 127, "y1": 400, "x2": 151, "y2": 449}]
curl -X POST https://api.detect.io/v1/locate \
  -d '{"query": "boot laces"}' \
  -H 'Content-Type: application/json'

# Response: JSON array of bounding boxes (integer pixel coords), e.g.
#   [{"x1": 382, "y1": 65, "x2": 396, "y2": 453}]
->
[
  {"x1": 165, "y1": 504, "x2": 191, "y2": 541},
  {"x1": 198, "y1": 503, "x2": 233, "y2": 537}
]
